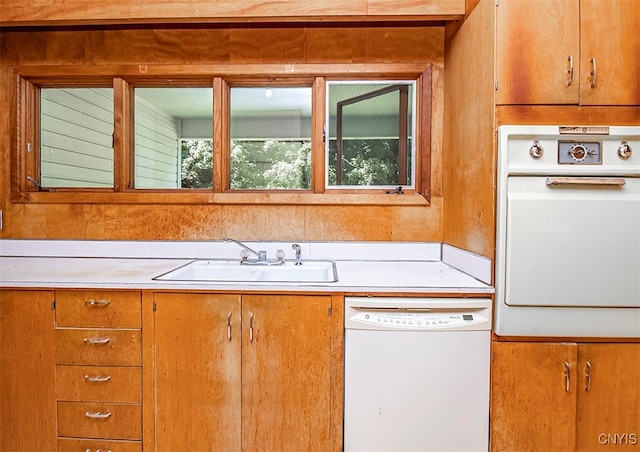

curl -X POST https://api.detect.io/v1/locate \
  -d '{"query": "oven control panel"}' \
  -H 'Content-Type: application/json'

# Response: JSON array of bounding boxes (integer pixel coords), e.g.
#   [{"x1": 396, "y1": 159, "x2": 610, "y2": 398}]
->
[{"x1": 558, "y1": 141, "x2": 602, "y2": 164}]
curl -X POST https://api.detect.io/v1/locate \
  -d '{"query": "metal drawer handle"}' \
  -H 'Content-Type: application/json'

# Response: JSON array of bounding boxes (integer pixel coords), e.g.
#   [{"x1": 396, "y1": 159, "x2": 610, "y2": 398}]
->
[
  {"x1": 546, "y1": 177, "x2": 626, "y2": 186},
  {"x1": 85, "y1": 299, "x2": 111, "y2": 306},
  {"x1": 85, "y1": 411, "x2": 112, "y2": 419},
  {"x1": 83, "y1": 337, "x2": 111, "y2": 345},
  {"x1": 84, "y1": 374, "x2": 111, "y2": 382},
  {"x1": 85, "y1": 449, "x2": 112, "y2": 452}
]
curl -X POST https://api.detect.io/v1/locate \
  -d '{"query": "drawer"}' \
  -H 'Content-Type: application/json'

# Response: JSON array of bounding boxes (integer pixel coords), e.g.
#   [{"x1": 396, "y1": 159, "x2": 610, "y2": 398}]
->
[
  {"x1": 56, "y1": 291, "x2": 141, "y2": 328},
  {"x1": 57, "y1": 401, "x2": 141, "y2": 440},
  {"x1": 56, "y1": 366, "x2": 141, "y2": 403},
  {"x1": 55, "y1": 329, "x2": 141, "y2": 366},
  {"x1": 58, "y1": 438, "x2": 142, "y2": 452}
]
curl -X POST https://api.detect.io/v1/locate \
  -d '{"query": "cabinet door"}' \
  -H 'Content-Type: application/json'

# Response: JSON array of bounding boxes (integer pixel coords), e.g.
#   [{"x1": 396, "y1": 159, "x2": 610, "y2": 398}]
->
[
  {"x1": 153, "y1": 293, "x2": 241, "y2": 451},
  {"x1": 576, "y1": 344, "x2": 640, "y2": 450},
  {"x1": 496, "y1": 0, "x2": 580, "y2": 105},
  {"x1": 490, "y1": 342, "x2": 577, "y2": 452},
  {"x1": 580, "y1": 0, "x2": 640, "y2": 105},
  {"x1": 0, "y1": 291, "x2": 57, "y2": 450},
  {"x1": 241, "y1": 294, "x2": 334, "y2": 451}
]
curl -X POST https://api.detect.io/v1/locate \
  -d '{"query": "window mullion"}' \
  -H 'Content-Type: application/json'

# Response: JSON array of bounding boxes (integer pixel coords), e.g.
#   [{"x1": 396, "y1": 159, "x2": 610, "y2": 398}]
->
[
  {"x1": 213, "y1": 77, "x2": 229, "y2": 193},
  {"x1": 113, "y1": 77, "x2": 133, "y2": 192},
  {"x1": 312, "y1": 76, "x2": 326, "y2": 193}
]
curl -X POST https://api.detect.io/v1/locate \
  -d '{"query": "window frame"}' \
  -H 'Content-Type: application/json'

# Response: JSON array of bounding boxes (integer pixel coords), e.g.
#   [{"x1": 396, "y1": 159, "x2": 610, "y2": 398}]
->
[{"x1": 11, "y1": 64, "x2": 432, "y2": 206}]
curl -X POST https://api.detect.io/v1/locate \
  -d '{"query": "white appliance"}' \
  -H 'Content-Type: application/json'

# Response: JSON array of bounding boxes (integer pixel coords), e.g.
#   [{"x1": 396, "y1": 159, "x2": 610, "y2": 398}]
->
[
  {"x1": 344, "y1": 297, "x2": 491, "y2": 452},
  {"x1": 496, "y1": 125, "x2": 640, "y2": 337}
]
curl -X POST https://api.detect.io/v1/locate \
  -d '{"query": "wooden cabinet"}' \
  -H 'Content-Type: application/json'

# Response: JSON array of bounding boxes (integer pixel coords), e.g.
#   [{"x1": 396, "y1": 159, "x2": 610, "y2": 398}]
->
[
  {"x1": 55, "y1": 290, "x2": 143, "y2": 451},
  {"x1": 496, "y1": 0, "x2": 640, "y2": 106},
  {"x1": 0, "y1": 0, "x2": 464, "y2": 26},
  {"x1": 0, "y1": 290, "x2": 57, "y2": 451},
  {"x1": 153, "y1": 292, "x2": 343, "y2": 451},
  {"x1": 491, "y1": 342, "x2": 640, "y2": 452}
]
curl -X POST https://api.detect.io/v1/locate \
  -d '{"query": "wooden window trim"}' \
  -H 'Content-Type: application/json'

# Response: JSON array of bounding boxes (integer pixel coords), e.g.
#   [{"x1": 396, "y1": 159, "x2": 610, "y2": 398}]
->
[{"x1": 11, "y1": 63, "x2": 432, "y2": 207}]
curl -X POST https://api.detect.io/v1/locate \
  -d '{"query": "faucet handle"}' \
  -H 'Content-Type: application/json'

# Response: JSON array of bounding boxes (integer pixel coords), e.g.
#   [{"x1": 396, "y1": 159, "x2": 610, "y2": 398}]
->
[
  {"x1": 292, "y1": 243, "x2": 302, "y2": 265},
  {"x1": 276, "y1": 249, "x2": 285, "y2": 262}
]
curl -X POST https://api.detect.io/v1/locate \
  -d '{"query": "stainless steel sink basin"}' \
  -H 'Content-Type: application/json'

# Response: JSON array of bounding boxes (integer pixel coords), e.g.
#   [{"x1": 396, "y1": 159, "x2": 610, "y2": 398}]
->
[{"x1": 154, "y1": 260, "x2": 338, "y2": 283}]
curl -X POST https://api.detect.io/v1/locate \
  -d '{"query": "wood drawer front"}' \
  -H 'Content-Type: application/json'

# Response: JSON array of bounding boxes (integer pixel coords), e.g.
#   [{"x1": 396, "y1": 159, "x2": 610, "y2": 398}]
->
[
  {"x1": 56, "y1": 366, "x2": 141, "y2": 403},
  {"x1": 58, "y1": 437, "x2": 142, "y2": 452},
  {"x1": 56, "y1": 291, "x2": 141, "y2": 328},
  {"x1": 55, "y1": 329, "x2": 141, "y2": 366},
  {"x1": 57, "y1": 401, "x2": 141, "y2": 440}
]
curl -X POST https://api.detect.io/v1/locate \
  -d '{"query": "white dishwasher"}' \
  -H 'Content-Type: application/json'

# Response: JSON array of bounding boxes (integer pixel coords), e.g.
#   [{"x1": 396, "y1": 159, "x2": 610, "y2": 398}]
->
[{"x1": 344, "y1": 297, "x2": 491, "y2": 452}]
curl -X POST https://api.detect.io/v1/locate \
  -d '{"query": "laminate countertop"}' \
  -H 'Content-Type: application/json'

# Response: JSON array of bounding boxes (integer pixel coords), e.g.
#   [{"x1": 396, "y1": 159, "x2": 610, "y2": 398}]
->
[{"x1": 0, "y1": 240, "x2": 493, "y2": 294}]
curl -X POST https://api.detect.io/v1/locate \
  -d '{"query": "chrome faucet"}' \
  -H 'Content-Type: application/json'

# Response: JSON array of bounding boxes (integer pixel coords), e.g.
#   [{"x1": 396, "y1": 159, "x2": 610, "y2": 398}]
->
[
  {"x1": 223, "y1": 238, "x2": 266, "y2": 262},
  {"x1": 292, "y1": 243, "x2": 302, "y2": 265}
]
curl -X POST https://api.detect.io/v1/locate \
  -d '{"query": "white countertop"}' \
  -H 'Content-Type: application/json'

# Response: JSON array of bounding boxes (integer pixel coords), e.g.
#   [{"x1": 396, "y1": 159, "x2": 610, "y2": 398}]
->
[{"x1": 0, "y1": 240, "x2": 493, "y2": 294}]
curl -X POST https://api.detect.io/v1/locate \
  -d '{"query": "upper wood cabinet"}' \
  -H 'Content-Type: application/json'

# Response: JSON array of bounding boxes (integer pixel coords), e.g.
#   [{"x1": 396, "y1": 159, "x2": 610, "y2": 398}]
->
[
  {"x1": 0, "y1": 0, "x2": 464, "y2": 26},
  {"x1": 496, "y1": 0, "x2": 640, "y2": 106}
]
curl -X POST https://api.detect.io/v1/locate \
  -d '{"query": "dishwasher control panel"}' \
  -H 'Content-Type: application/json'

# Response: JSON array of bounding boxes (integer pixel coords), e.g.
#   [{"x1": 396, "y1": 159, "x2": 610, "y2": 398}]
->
[{"x1": 349, "y1": 310, "x2": 489, "y2": 331}]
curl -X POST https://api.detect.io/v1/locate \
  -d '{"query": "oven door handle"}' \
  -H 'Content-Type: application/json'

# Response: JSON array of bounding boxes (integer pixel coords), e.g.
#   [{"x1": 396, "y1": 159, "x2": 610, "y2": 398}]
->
[{"x1": 545, "y1": 176, "x2": 626, "y2": 186}]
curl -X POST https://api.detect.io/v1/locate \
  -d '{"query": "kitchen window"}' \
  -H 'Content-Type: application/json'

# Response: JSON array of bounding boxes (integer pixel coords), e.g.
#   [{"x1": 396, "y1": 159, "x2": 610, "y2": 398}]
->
[
  {"x1": 13, "y1": 65, "x2": 431, "y2": 203},
  {"x1": 326, "y1": 81, "x2": 415, "y2": 190}
]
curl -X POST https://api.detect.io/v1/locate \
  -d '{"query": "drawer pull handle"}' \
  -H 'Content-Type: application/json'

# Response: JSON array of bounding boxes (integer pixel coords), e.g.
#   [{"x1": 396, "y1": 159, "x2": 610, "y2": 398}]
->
[
  {"x1": 85, "y1": 411, "x2": 112, "y2": 419},
  {"x1": 83, "y1": 337, "x2": 111, "y2": 345},
  {"x1": 85, "y1": 449, "x2": 112, "y2": 452},
  {"x1": 86, "y1": 299, "x2": 111, "y2": 306},
  {"x1": 84, "y1": 374, "x2": 111, "y2": 382}
]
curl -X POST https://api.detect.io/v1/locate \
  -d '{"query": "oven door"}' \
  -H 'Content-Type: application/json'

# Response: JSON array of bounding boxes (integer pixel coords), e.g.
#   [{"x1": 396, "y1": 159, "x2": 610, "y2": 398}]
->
[{"x1": 504, "y1": 176, "x2": 640, "y2": 308}]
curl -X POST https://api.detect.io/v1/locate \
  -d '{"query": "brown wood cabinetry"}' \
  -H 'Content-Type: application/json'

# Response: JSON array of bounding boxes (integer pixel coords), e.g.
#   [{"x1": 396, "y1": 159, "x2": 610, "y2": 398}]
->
[
  {"x1": 496, "y1": 0, "x2": 640, "y2": 106},
  {"x1": 152, "y1": 292, "x2": 343, "y2": 451},
  {"x1": 54, "y1": 290, "x2": 143, "y2": 450},
  {"x1": 0, "y1": 0, "x2": 464, "y2": 26},
  {"x1": 0, "y1": 290, "x2": 57, "y2": 451},
  {"x1": 491, "y1": 342, "x2": 640, "y2": 452}
]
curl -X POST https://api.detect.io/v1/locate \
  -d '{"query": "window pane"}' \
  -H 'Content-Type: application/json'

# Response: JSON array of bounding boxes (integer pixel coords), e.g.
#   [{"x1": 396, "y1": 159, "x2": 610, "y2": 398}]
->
[
  {"x1": 40, "y1": 88, "x2": 114, "y2": 188},
  {"x1": 326, "y1": 82, "x2": 415, "y2": 189},
  {"x1": 134, "y1": 87, "x2": 213, "y2": 189},
  {"x1": 230, "y1": 87, "x2": 312, "y2": 190}
]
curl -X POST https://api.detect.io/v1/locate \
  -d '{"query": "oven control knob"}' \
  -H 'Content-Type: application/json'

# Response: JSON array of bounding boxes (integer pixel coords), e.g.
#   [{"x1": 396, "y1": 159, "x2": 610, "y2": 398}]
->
[
  {"x1": 568, "y1": 144, "x2": 588, "y2": 162},
  {"x1": 529, "y1": 140, "x2": 544, "y2": 159},
  {"x1": 618, "y1": 141, "x2": 632, "y2": 160}
]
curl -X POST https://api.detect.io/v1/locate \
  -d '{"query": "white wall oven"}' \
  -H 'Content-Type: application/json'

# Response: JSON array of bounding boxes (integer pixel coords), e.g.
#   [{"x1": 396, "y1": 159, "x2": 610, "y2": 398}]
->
[{"x1": 496, "y1": 125, "x2": 640, "y2": 337}]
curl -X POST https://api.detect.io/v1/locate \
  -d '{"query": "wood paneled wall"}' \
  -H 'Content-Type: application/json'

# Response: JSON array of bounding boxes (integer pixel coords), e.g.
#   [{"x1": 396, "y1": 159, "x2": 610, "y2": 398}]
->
[{"x1": 0, "y1": 25, "x2": 446, "y2": 242}]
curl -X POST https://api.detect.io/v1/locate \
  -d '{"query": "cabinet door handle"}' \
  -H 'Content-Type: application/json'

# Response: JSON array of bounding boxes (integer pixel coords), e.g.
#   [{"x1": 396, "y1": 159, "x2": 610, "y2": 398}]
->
[
  {"x1": 85, "y1": 411, "x2": 112, "y2": 419},
  {"x1": 83, "y1": 337, "x2": 110, "y2": 345},
  {"x1": 227, "y1": 311, "x2": 232, "y2": 341},
  {"x1": 85, "y1": 299, "x2": 111, "y2": 306},
  {"x1": 249, "y1": 312, "x2": 254, "y2": 342},
  {"x1": 564, "y1": 361, "x2": 571, "y2": 392},
  {"x1": 84, "y1": 374, "x2": 111, "y2": 382},
  {"x1": 585, "y1": 360, "x2": 592, "y2": 391},
  {"x1": 590, "y1": 57, "x2": 597, "y2": 87},
  {"x1": 567, "y1": 55, "x2": 574, "y2": 85}
]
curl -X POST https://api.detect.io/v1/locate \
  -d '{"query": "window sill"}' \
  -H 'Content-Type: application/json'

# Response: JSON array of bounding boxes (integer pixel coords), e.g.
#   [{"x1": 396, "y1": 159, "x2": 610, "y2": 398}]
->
[{"x1": 13, "y1": 191, "x2": 430, "y2": 206}]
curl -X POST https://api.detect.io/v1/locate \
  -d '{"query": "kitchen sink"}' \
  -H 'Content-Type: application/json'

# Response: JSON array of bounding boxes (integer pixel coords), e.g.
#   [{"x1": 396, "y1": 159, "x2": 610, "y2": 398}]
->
[{"x1": 154, "y1": 260, "x2": 338, "y2": 283}]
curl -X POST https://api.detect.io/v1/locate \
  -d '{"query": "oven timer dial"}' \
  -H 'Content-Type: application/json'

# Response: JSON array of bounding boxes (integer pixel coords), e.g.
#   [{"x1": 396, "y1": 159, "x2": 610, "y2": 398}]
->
[{"x1": 568, "y1": 144, "x2": 589, "y2": 162}]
